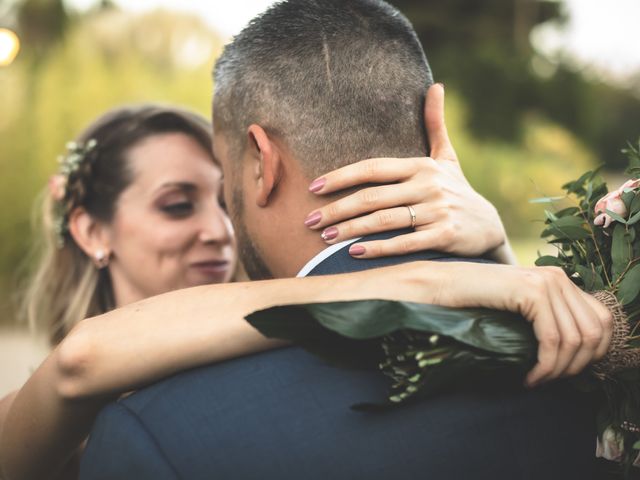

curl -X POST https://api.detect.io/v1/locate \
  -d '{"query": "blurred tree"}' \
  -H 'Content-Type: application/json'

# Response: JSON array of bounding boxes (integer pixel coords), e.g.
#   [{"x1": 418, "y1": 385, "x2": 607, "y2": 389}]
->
[
  {"x1": 389, "y1": 0, "x2": 640, "y2": 169},
  {"x1": 16, "y1": 0, "x2": 68, "y2": 62}
]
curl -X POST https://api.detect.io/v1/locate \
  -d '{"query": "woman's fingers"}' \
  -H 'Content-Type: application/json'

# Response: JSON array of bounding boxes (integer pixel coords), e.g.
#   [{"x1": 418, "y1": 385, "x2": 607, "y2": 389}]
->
[
  {"x1": 524, "y1": 269, "x2": 613, "y2": 386},
  {"x1": 308, "y1": 157, "x2": 431, "y2": 195},
  {"x1": 525, "y1": 295, "x2": 561, "y2": 387},
  {"x1": 305, "y1": 182, "x2": 429, "y2": 231},
  {"x1": 579, "y1": 290, "x2": 613, "y2": 360},
  {"x1": 560, "y1": 287, "x2": 607, "y2": 375},
  {"x1": 315, "y1": 207, "x2": 425, "y2": 244},
  {"x1": 545, "y1": 290, "x2": 585, "y2": 380},
  {"x1": 346, "y1": 230, "x2": 446, "y2": 258}
]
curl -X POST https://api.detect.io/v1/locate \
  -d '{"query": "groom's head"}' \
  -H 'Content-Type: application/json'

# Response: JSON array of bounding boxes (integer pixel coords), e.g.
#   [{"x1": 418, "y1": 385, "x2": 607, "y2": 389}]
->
[{"x1": 212, "y1": 0, "x2": 433, "y2": 279}]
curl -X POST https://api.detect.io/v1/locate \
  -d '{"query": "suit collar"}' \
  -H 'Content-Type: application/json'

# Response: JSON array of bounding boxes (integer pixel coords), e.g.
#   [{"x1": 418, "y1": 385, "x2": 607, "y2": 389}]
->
[{"x1": 296, "y1": 237, "x2": 362, "y2": 277}]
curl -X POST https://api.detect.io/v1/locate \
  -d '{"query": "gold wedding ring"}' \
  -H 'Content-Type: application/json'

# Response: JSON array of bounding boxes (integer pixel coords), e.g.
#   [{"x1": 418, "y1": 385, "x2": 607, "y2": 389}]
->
[{"x1": 407, "y1": 205, "x2": 417, "y2": 229}]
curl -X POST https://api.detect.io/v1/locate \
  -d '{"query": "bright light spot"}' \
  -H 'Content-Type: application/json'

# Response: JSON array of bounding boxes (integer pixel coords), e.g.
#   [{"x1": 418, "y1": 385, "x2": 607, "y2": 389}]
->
[
  {"x1": 531, "y1": 0, "x2": 640, "y2": 84},
  {"x1": 0, "y1": 28, "x2": 20, "y2": 67}
]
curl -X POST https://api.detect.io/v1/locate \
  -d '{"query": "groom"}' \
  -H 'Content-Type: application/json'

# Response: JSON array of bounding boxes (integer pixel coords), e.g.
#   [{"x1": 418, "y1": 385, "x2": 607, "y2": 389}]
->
[{"x1": 80, "y1": 1, "x2": 597, "y2": 478}]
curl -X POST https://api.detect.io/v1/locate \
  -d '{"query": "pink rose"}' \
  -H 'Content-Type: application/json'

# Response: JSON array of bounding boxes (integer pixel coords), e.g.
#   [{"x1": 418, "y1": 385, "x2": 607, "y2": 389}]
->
[
  {"x1": 48, "y1": 174, "x2": 67, "y2": 202},
  {"x1": 619, "y1": 178, "x2": 640, "y2": 192},
  {"x1": 593, "y1": 178, "x2": 640, "y2": 228}
]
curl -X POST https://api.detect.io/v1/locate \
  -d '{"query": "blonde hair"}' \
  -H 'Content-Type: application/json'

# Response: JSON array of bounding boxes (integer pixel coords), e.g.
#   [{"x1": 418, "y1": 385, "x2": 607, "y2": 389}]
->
[
  {"x1": 21, "y1": 105, "x2": 214, "y2": 346},
  {"x1": 22, "y1": 193, "x2": 114, "y2": 346}
]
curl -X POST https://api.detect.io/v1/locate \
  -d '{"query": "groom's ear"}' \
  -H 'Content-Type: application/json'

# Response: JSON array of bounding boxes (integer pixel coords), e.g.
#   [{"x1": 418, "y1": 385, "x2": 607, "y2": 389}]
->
[{"x1": 246, "y1": 124, "x2": 282, "y2": 207}]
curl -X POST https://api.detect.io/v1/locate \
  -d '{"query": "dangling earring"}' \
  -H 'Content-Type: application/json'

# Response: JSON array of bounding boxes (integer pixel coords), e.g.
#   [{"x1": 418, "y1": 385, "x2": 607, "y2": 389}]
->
[{"x1": 94, "y1": 249, "x2": 110, "y2": 269}]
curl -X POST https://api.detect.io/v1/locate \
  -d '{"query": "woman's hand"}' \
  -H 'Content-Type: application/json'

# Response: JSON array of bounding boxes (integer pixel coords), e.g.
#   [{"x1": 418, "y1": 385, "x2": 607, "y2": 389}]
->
[
  {"x1": 305, "y1": 84, "x2": 512, "y2": 262},
  {"x1": 427, "y1": 262, "x2": 613, "y2": 386}
]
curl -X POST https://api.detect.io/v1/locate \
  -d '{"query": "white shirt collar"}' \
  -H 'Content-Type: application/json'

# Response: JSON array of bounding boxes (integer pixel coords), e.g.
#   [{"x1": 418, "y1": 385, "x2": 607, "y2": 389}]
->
[{"x1": 296, "y1": 237, "x2": 362, "y2": 278}]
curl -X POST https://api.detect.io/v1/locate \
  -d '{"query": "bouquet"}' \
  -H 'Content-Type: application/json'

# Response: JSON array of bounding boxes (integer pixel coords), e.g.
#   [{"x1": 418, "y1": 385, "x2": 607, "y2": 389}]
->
[{"x1": 246, "y1": 138, "x2": 640, "y2": 473}]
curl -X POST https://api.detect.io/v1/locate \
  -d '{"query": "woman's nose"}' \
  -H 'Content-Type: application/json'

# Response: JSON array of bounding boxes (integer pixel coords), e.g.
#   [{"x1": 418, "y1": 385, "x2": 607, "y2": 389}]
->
[{"x1": 198, "y1": 204, "x2": 234, "y2": 245}]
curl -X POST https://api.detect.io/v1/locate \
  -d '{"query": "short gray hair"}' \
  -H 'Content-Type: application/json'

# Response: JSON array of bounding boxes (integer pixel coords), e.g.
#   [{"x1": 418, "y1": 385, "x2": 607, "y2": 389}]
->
[{"x1": 213, "y1": 0, "x2": 433, "y2": 177}]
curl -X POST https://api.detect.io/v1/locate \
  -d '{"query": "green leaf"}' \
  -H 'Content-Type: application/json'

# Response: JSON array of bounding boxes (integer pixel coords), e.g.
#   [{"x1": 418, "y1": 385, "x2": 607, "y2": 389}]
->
[
  {"x1": 590, "y1": 181, "x2": 609, "y2": 202},
  {"x1": 628, "y1": 210, "x2": 640, "y2": 226},
  {"x1": 618, "y1": 264, "x2": 640, "y2": 305},
  {"x1": 605, "y1": 209, "x2": 627, "y2": 225},
  {"x1": 623, "y1": 138, "x2": 640, "y2": 176},
  {"x1": 622, "y1": 191, "x2": 636, "y2": 211},
  {"x1": 562, "y1": 171, "x2": 592, "y2": 194},
  {"x1": 542, "y1": 215, "x2": 591, "y2": 240},
  {"x1": 246, "y1": 300, "x2": 536, "y2": 368},
  {"x1": 529, "y1": 196, "x2": 564, "y2": 204},
  {"x1": 629, "y1": 193, "x2": 640, "y2": 216},
  {"x1": 544, "y1": 210, "x2": 558, "y2": 222},
  {"x1": 555, "y1": 207, "x2": 580, "y2": 217},
  {"x1": 611, "y1": 224, "x2": 632, "y2": 281},
  {"x1": 535, "y1": 255, "x2": 561, "y2": 267},
  {"x1": 574, "y1": 264, "x2": 605, "y2": 292}
]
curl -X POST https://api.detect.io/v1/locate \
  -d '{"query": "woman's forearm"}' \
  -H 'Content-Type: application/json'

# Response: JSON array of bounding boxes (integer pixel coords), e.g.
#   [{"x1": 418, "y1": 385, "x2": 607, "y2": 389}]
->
[
  {"x1": 55, "y1": 267, "x2": 442, "y2": 397},
  {"x1": 0, "y1": 264, "x2": 442, "y2": 480},
  {"x1": 4, "y1": 260, "x2": 533, "y2": 480}
]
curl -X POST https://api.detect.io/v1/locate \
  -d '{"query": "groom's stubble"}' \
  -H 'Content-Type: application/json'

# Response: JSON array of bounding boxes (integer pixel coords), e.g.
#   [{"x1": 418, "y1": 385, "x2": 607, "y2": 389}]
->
[{"x1": 230, "y1": 187, "x2": 274, "y2": 281}]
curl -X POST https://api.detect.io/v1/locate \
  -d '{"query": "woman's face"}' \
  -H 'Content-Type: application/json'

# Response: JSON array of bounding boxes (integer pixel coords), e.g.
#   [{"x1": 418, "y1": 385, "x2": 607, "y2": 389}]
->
[{"x1": 106, "y1": 132, "x2": 236, "y2": 306}]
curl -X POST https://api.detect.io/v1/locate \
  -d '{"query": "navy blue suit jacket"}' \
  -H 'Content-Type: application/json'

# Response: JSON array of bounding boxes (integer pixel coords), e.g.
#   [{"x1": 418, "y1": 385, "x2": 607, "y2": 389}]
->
[{"x1": 80, "y1": 231, "x2": 596, "y2": 479}]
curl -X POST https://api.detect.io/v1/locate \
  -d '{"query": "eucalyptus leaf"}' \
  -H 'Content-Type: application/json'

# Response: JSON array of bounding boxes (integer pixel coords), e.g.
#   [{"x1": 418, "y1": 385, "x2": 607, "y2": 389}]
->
[
  {"x1": 246, "y1": 300, "x2": 536, "y2": 366},
  {"x1": 554, "y1": 207, "x2": 580, "y2": 217},
  {"x1": 618, "y1": 264, "x2": 640, "y2": 305},
  {"x1": 542, "y1": 224, "x2": 591, "y2": 241},
  {"x1": 606, "y1": 209, "x2": 628, "y2": 225},
  {"x1": 563, "y1": 171, "x2": 592, "y2": 194},
  {"x1": 611, "y1": 224, "x2": 632, "y2": 281},
  {"x1": 630, "y1": 194, "x2": 640, "y2": 217},
  {"x1": 622, "y1": 191, "x2": 636, "y2": 212},
  {"x1": 574, "y1": 264, "x2": 605, "y2": 292},
  {"x1": 628, "y1": 210, "x2": 640, "y2": 226},
  {"x1": 535, "y1": 255, "x2": 561, "y2": 267},
  {"x1": 529, "y1": 196, "x2": 565, "y2": 204},
  {"x1": 544, "y1": 210, "x2": 558, "y2": 222}
]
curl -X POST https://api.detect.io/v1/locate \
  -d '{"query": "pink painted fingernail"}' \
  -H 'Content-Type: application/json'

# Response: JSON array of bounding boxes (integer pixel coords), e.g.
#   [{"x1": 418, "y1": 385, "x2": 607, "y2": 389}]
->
[
  {"x1": 304, "y1": 211, "x2": 322, "y2": 227},
  {"x1": 349, "y1": 244, "x2": 366, "y2": 256},
  {"x1": 321, "y1": 227, "x2": 338, "y2": 242},
  {"x1": 309, "y1": 178, "x2": 326, "y2": 193}
]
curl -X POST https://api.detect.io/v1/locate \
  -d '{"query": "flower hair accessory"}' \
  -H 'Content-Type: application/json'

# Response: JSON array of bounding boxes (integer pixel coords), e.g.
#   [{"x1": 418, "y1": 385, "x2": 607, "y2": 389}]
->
[{"x1": 50, "y1": 138, "x2": 98, "y2": 247}]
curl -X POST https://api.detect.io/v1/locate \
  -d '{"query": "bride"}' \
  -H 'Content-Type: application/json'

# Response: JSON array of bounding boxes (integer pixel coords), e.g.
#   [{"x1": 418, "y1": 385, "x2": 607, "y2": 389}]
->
[{"x1": 0, "y1": 88, "x2": 611, "y2": 480}]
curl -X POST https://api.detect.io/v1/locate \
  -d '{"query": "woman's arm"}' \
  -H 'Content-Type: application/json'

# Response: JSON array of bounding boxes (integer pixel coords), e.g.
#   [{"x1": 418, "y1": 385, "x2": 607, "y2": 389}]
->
[
  {"x1": 0, "y1": 262, "x2": 610, "y2": 480},
  {"x1": 0, "y1": 266, "x2": 429, "y2": 480}
]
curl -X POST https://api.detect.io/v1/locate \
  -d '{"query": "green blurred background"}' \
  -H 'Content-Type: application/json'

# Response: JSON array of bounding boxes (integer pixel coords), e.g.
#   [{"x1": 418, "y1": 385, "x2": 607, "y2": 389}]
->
[{"x1": 0, "y1": 0, "x2": 639, "y2": 327}]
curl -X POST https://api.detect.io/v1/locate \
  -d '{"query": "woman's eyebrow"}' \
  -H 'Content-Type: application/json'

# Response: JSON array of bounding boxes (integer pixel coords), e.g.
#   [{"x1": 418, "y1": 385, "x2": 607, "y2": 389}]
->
[{"x1": 156, "y1": 182, "x2": 197, "y2": 192}]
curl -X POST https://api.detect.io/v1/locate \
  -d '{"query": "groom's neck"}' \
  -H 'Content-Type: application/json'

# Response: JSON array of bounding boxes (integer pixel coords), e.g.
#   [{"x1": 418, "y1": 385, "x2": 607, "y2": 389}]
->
[
  {"x1": 264, "y1": 198, "x2": 334, "y2": 279},
  {"x1": 257, "y1": 179, "x2": 348, "y2": 279}
]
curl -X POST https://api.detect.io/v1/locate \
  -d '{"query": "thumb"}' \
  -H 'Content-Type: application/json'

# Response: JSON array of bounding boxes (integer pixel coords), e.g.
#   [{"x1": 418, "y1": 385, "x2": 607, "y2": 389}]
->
[{"x1": 424, "y1": 83, "x2": 458, "y2": 164}]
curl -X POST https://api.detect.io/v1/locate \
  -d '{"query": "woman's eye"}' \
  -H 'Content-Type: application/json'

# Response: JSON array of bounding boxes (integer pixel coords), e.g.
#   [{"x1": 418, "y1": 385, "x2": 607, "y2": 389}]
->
[
  {"x1": 160, "y1": 202, "x2": 194, "y2": 217},
  {"x1": 218, "y1": 195, "x2": 228, "y2": 212}
]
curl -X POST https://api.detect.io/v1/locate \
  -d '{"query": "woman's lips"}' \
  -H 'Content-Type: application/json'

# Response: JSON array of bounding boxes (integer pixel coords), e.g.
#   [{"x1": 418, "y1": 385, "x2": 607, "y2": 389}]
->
[{"x1": 190, "y1": 260, "x2": 230, "y2": 276}]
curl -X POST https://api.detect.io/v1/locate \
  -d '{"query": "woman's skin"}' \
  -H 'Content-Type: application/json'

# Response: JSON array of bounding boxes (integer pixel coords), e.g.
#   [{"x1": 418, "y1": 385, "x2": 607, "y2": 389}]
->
[{"x1": 0, "y1": 87, "x2": 612, "y2": 480}]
